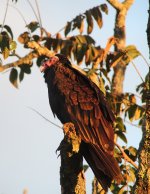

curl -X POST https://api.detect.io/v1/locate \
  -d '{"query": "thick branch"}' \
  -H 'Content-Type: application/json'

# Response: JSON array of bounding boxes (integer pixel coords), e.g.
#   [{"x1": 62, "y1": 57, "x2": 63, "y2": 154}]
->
[
  {"x1": 147, "y1": 3, "x2": 150, "y2": 56},
  {"x1": 0, "y1": 41, "x2": 55, "y2": 72},
  {"x1": 123, "y1": 0, "x2": 135, "y2": 10},
  {"x1": 107, "y1": 0, "x2": 134, "y2": 95},
  {"x1": 132, "y1": 109, "x2": 150, "y2": 193},
  {"x1": 0, "y1": 52, "x2": 38, "y2": 72},
  {"x1": 57, "y1": 122, "x2": 86, "y2": 194}
]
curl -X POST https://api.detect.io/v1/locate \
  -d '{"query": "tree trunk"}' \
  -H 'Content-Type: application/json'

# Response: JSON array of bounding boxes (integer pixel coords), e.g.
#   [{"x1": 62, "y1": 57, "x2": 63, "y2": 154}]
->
[
  {"x1": 107, "y1": 0, "x2": 135, "y2": 95},
  {"x1": 132, "y1": 2, "x2": 150, "y2": 193},
  {"x1": 147, "y1": 1, "x2": 150, "y2": 56}
]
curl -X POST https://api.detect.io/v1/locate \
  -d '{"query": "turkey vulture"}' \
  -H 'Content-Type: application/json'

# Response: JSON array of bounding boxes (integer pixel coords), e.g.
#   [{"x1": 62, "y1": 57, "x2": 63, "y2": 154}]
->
[{"x1": 40, "y1": 54, "x2": 123, "y2": 191}]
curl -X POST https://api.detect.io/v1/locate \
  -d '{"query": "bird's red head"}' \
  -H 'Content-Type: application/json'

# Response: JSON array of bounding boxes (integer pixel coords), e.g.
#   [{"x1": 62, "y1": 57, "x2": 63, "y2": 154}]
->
[{"x1": 40, "y1": 56, "x2": 59, "y2": 72}]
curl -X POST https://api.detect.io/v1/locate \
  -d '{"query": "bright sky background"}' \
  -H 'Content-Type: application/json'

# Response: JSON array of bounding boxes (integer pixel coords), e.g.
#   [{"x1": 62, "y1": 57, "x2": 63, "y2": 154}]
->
[{"x1": 0, "y1": 1, "x2": 149, "y2": 194}]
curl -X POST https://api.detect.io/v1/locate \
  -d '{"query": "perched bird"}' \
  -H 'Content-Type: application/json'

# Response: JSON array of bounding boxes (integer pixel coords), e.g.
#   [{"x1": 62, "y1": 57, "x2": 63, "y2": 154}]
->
[{"x1": 40, "y1": 54, "x2": 123, "y2": 191}]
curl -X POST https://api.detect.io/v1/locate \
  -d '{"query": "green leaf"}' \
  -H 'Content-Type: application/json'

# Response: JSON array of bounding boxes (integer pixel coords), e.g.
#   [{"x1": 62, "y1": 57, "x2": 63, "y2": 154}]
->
[
  {"x1": 84, "y1": 35, "x2": 95, "y2": 44},
  {"x1": 72, "y1": 15, "x2": 84, "y2": 34},
  {"x1": 2, "y1": 47, "x2": 10, "y2": 59},
  {"x1": 32, "y1": 35, "x2": 40, "y2": 42},
  {"x1": 115, "y1": 131, "x2": 127, "y2": 144},
  {"x1": 91, "y1": 7, "x2": 103, "y2": 28},
  {"x1": 64, "y1": 22, "x2": 71, "y2": 36},
  {"x1": 20, "y1": 64, "x2": 31, "y2": 74},
  {"x1": 26, "y1": 21, "x2": 39, "y2": 33},
  {"x1": 9, "y1": 68, "x2": 18, "y2": 88},
  {"x1": 10, "y1": 41, "x2": 17, "y2": 51},
  {"x1": 18, "y1": 32, "x2": 30, "y2": 44},
  {"x1": 36, "y1": 56, "x2": 47, "y2": 67},
  {"x1": 83, "y1": 165, "x2": 89, "y2": 172},
  {"x1": 76, "y1": 44, "x2": 87, "y2": 64},
  {"x1": 99, "y1": 76, "x2": 106, "y2": 95},
  {"x1": 128, "y1": 146, "x2": 137, "y2": 157},
  {"x1": 100, "y1": 4, "x2": 108, "y2": 14},
  {"x1": 19, "y1": 70, "x2": 24, "y2": 82},
  {"x1": 116, "y1": 117, "x2": 126, "y2": 132},
  {"x1": 85, "y1": 10, "x2": 93, "y2": 34},
  {"x1": 4, "y1": 25, "x2": 13, "y2": 39},
  {"x1": 124, "y1": 45, "x2": 141, "y2": 64},
  {"x1": 0, "y1": 32, "x2": 10, "y2": 50},
  {"x1": 127, "y1": 104, "x2": 137, "y2": 121},
  {"x1": 75, "y1": 35, "x2": 87, "y2": 44}
]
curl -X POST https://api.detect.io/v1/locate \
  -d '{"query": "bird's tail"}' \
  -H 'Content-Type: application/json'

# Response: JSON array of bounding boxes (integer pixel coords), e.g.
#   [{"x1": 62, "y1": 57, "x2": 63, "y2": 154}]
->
[{"x1": 81, "y1": 142, "x2": 123, "y2": 191}]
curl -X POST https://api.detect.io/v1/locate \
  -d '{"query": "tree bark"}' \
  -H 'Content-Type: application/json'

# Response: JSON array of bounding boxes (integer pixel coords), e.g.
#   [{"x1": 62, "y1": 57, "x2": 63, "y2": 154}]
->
[
  {"x1": 147, "y1": 1, "x2": 150, "y2": 56},
  {"x1": 132, "y1": 111, "x2": 150, "y2": 194},
  {"x1": 106, "y1": 0, "x2": 135, "y2": 95},
  {"x1": 58, "y1": 123, "x2": 86, "y2": 194},
  {"x1": 132, "y1": 2, "x2": 150, "y2": 193},
  {"x1": 92, "y1": 178, "x2": 105, "y2": 194}
]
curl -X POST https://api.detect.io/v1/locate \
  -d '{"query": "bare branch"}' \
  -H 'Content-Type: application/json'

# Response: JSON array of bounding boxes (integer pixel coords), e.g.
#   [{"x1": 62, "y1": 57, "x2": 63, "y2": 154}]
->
[
  {"x1": 115, "y1": 143, "x2": 138, "y2": 169},
  {"x1": 26, "y1": 0, "x2": 39, "y2": 24},
  {"x1": 27, "y1": 106, "x2": 62, "y2": 129},
  {"x1": 1, "y1": 0, "x2": 9, "y2": 32},
  {"x1": 35, "y1": 0, "x2": 43, "y2": 28}
]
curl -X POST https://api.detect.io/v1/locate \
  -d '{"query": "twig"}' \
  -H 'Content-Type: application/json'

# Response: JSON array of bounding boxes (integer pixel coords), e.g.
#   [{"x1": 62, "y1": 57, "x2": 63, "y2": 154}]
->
[
  {"x1": 1, "y1": 0, "x2": 9, "y2": 33},
  {"x1": 8, "y1": 4, "x2": 28, "y2": 27},
  {"x1": 35, "y1": 0, "x2": 42, "y2": 28},
  {"x1": 27, "y1": 106, "x2": 62, "y2": 129},
  {"x1": 130, "y1": 60, "x2": 145, "y2": 83},
  {"x1": 26, "y1": 0, "x2": 39, "y2": 23},
  {"x1": 115, "y1": 142, "x2": 138, "y2": 169}
]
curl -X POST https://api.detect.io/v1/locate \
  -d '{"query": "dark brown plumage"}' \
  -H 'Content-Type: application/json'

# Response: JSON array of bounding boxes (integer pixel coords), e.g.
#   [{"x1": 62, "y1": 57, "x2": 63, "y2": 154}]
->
[{"x1": 41, "y1": 54, "x2": 123, "y2": 191}]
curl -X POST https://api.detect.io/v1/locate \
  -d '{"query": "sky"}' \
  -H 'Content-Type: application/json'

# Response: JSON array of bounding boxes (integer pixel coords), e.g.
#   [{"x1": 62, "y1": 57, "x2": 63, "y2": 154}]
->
[{"x1": 0, "y1": 1, "x2": 149, "y2": 194}]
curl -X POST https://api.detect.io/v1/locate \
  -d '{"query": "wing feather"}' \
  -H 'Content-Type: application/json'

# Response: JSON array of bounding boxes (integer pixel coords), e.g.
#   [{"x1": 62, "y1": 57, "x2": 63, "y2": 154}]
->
[{"x1": 52, "y1": 64, "x2": 115, "y2": 154}]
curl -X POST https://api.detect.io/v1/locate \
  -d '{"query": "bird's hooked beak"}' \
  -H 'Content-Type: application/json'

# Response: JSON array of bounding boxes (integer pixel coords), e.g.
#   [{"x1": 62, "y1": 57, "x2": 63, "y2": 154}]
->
[{"x1": 40, "y1": 56, "x2": 59, "y2": 72}]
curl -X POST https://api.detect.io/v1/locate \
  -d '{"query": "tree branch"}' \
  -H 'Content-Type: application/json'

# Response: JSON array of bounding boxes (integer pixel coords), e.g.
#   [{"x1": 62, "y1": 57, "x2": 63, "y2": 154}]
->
[
  {"x1": 123, "y1": 0, "x2": 135, "y2": 10},
  {"x1": 115, "y1": 143, "x2": 138, "y2": 169},
  {"x1": 106, "y1": 0, "x2": 123, "y2": 10},
  {"x1": 0, "y1": 52, "x2": 38, "y2": 72},
  {"x1": 106, "y1": 0, "x2": 134, "y2": 11},
  {"x1": 0, "y1": 41, "x2": 55, "y2": 72}
]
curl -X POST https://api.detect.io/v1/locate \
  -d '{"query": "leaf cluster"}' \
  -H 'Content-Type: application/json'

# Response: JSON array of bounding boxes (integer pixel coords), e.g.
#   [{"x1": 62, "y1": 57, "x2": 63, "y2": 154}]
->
[
  {"x1": 64, "y1": 4, "x2": 108, "y2": 36},
  {"x1": 0, "y1": 25, "x2": 16, "y2": 59}
]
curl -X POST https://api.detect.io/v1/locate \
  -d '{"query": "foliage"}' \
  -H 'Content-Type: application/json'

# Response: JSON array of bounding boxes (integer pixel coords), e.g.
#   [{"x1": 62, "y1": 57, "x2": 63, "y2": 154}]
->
[{"x1": 0, "y1": 1, "x2": 148, "y2": 194}]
